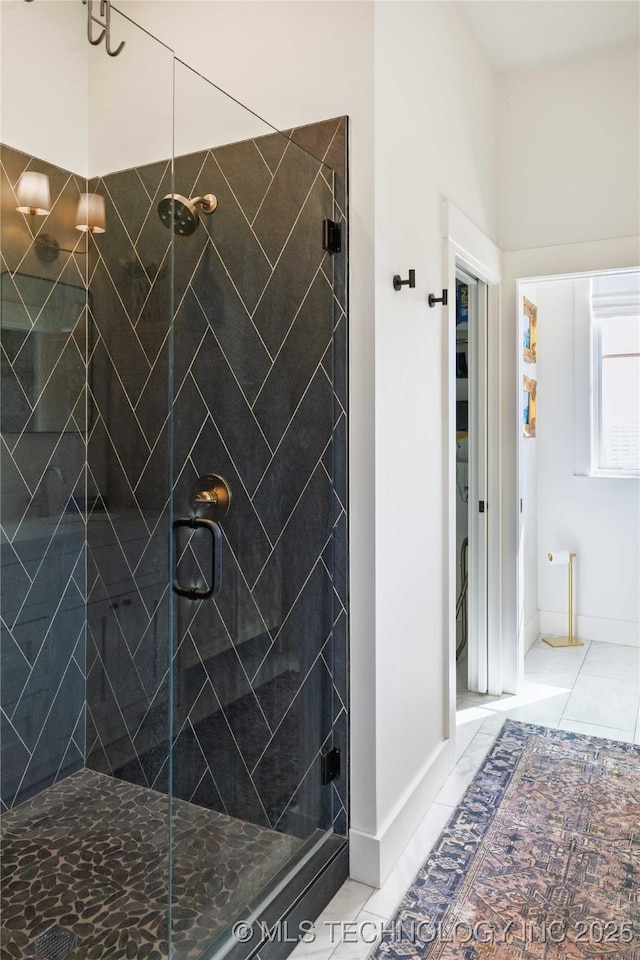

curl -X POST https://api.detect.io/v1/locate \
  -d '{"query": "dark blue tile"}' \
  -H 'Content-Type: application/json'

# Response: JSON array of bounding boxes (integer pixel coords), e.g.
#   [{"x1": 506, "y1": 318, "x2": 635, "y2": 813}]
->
[
  {"x1": 253, "y1": 132, "x2": 289, "y2": 176},
  {"x1": 202, "y1": 648, "x2": 272, "y2": 770},
  {"x1": 252, "y1": 143, "x2": 323, "y2": 265},
  {"x1": 289, "y1": 118, "x2": 342, "y2": 166},
  {"x1": 0, "y1": 542, "x2": 32, "y2": 624},
  {"x1": 253, "y1": 175, "x2": 333, "y2": 357},
  {"x1": 213, "y1": 139, "x2": 274, "y2": 223},
  {"x1": 192, "y1": 153, "x2": 272, "y2": 315},
  {"x1": 186, "y1": 416, "x2": 273, "y2": 586},
  {"x1": 253, "y1": 465, "x2": 335, "y2": 624},
  {"x1": 184, "y1": 685, "x2": 270, "y2": 827},
  {"x1": 190, "y1": 769, "x2": 225, "y2": 811},
  {"x1": 188, "y1": 249, "x2": 272, "y2": 405},
  {"x1": 254, "y1": 370, "x2": 334, "y2": 543},
  {"x1": 14, "y1": 661, "x2": 84, "y2": 804},
  {"x1": 331, "y1": 612, "x2": 348, "y2": 713},
  {"x1": 253, "y1": 272, "x2": 334, "y2": 449},
  {"x1": 1, "y1": 710, "x2": 32, "y2": 807},
  {"x1": 252, "y1": 657, "x2": 333, "y2": 828},
  {"x1": 191, "y1": 330, "x2": 272, "y2": 494},
  {"x1": 103, "y1": 167, "x2": 156, "y2": 244},
  {"x1": 1, "y1": 624, "x2": 30, "y2": 713},
  {"x1": 253, "y1": 563, "x2": 333, "y2": 729}
]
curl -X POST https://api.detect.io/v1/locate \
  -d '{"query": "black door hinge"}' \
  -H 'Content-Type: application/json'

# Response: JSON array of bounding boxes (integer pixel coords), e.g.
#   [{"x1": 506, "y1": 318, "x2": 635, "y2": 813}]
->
[
  {"x1": 323, "y1": 219, "x2": 342, "y2": 254},
  {"x1": 321, "y1": 747, "x2": 341, "y2": 785},
  {"x1": 479, "y1": 501, "x2": 485, "y2": 513}
]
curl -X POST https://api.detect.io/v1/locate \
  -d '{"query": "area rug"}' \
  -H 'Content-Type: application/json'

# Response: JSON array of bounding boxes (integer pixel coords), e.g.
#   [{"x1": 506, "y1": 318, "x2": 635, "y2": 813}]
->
[{"x1": 372, "y1": 720, "x2": 640, "y2": 959}]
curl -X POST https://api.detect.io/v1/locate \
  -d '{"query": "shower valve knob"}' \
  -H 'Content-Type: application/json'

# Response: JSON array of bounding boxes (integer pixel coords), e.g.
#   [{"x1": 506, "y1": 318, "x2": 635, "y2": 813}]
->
[{"x1": 193, "y1": 474, "x2": 231, "y2": 521}]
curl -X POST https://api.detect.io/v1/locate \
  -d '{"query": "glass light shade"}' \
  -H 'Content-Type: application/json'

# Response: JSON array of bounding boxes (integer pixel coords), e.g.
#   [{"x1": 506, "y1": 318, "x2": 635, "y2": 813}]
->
[
  {"x1": 16, "y1": 171, "x2": 51, "y2": 215},
  {"x1": 76, "y1": 193, "x2": 106, "y2": 233}
]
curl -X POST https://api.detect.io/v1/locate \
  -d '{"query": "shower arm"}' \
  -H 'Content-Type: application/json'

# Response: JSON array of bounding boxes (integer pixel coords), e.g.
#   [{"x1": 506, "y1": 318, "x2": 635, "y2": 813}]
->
[{"x1": 192, "y1": 195, "x2": 217, "y2": 214}]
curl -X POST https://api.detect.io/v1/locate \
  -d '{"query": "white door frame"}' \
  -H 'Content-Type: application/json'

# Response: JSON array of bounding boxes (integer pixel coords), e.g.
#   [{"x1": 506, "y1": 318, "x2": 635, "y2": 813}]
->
[{"x1": 442, "y1": 200, "x2": 502, "y2": 738}]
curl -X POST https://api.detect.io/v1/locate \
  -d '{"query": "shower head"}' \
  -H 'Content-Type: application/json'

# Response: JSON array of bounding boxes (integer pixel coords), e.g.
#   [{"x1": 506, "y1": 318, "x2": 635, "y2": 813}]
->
[{"x1": 157, "y1": 193, "x2": 217, "y2": 236}]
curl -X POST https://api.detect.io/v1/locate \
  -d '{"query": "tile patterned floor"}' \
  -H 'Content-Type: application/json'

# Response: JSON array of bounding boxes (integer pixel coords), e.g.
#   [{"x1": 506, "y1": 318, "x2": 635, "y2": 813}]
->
[
  {"x1": 290, "y1": 638, "x2": 640, "y2": 960},
  {"x1": 0, "y1": 769, "x2": 301, "y2": 960},
  {"x1": 1, "y1": 640, "x2": 637, "y2": 960}
]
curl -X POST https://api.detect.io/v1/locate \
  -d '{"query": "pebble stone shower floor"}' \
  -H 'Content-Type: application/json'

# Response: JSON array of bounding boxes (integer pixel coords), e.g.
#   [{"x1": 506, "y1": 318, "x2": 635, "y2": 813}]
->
[{"x1": 0, "y1": 769, "x2": 302, "y2": 960}]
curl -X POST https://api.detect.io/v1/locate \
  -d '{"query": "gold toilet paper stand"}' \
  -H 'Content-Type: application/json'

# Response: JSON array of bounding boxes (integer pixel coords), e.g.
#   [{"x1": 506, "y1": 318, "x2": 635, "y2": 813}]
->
[{"x1": 542, "y1": 551, "x2": 584, "y2": 648}]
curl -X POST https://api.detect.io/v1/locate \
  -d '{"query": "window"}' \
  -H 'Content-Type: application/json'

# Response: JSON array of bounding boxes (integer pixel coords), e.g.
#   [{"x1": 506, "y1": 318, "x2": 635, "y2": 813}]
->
[{"x1": 591, "y1": 273, "x2": 640, "y2": 476}]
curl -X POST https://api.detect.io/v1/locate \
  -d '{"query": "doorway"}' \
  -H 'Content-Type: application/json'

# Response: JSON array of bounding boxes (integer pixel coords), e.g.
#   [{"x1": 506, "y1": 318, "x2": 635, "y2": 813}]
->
[
  {"x1": 442, "y1": 201, "x2": 501, "y2": 731},
  {"x1": 455, "y1": 268, "x2": 489, "y2": 698},
  {"x1": 516, "y1": 269, "x2": 639, "y2": 675}
]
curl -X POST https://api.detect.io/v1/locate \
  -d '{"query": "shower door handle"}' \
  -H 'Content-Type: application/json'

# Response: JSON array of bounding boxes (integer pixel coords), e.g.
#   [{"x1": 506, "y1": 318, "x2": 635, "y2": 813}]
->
[{"x1": 172, "y1": 516, "x2": 222, "y2": 600}]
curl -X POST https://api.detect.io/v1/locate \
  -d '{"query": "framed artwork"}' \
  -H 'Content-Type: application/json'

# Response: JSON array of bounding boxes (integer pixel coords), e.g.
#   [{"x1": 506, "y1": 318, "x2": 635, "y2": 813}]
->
[
  {"x1": 523, "y1": 296, "x2": 537, "y2": 363},
  {"x1": 523, "y1": 376, "x2": 537, "y2": 437}
]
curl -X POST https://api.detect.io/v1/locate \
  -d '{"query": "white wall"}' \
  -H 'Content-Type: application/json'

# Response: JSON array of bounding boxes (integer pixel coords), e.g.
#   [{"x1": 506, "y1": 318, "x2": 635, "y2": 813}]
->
[
  {"x1": 88, "y1": 12, "x2": 174, "y2": 176},
  {"x1": 499, "y1": 42, "x2": 640, "y2": 251},
  {"x1": 534, "y1": 277, "x2": 639, "y2": 646},
  {"x1": 89, "y1": 8, "x2": 288, "y2": 176},
  {"x1": 361, "y1": 0, "x2": 498, "y2": 885},
  {"x1": 499, "y1": 42, "x2": 640, "y2": 690},
  {"x1": 118, "y1": 1, "x2": 371, "y2": 142},
  {"x1": 0, "y1": 0, "x2": 88, "y2": 175}
]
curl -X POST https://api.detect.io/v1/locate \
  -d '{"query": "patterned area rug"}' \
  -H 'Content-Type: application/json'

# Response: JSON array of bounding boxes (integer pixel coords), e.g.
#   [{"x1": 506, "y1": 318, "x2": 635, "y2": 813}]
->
[{"x1": 372, "y1": 720, "x2": 640, "y2": 960}]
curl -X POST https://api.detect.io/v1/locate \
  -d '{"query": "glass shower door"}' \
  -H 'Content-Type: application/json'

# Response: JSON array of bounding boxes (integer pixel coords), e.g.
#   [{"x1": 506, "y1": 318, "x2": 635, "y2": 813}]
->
[
  {"x1": 1, "y1": 4, "x2": 346, "y2": 955},
  {"x1": 1, "y1": 5, "x2": 179, "y2": 959},
  {"x1": 168, "y1": 62, "x2": 343, "y2": 956},
  {"x1": 84, "y1": 11, "x2": 177, "y2": 958}
]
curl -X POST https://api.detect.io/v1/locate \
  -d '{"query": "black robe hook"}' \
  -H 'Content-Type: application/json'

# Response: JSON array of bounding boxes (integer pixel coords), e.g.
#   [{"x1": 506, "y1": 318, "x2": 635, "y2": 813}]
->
[{"x1": 393, "y1": 270, "x2": 415, "y2": 292}]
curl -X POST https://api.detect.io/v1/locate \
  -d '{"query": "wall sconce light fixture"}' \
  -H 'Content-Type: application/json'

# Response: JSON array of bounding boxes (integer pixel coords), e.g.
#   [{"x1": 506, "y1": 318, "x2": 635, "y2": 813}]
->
[
  {"x1": 16, "y1": 171, "x2": 51, "y2": 216},
  {"x1": 13, "y1": 170, "x2": 106, "y2": 261},
  {"x1": 76, "y1": 193, "x2": 106, "y2": 234}
]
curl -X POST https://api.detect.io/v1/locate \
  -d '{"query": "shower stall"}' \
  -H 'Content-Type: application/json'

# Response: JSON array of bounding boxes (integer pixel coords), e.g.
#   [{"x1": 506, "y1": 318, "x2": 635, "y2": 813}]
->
[{"x1": 0, "y1": 3, "x2": 348, "y2": 959}]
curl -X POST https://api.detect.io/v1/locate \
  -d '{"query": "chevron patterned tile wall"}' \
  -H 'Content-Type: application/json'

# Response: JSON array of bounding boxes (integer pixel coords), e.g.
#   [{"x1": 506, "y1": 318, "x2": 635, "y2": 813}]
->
[
  {"x1": 86, "y1": 118, "x2": 348, "y2": 837},
  {"x1": 0, "y1": 144, "x2": 87, "y2": 809}
]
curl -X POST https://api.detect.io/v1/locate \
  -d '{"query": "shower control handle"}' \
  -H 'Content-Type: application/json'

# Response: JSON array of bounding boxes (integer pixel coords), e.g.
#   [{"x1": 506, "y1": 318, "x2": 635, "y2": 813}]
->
[
  {"x1": 172, "y1": 516, "x2": 222, "y2": 600},
  {"x1": 193, "y1": 474, "x2": 231, "y2": 522}
]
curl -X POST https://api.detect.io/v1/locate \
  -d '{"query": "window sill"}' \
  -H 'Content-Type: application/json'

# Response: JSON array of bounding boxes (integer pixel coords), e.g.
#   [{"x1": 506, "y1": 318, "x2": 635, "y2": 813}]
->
[
  {"x1": 573, "y1": 473, "x2": 640, "y2": 494},
  {"x1": 579, "y1": 469, "x2": 639, "y2": 479}
]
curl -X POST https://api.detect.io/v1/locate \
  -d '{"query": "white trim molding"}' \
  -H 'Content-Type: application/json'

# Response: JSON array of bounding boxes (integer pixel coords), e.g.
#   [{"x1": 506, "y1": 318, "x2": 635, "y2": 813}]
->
[
  {"x1": 441, "y1": 199, "x2": 503, "y2": 733},
  {"x1": 349, "y1": 738, "x2": 454, "y2": 888},
  {"x1": 540, "y1": 611, "x2": 640, "y2": 648}
]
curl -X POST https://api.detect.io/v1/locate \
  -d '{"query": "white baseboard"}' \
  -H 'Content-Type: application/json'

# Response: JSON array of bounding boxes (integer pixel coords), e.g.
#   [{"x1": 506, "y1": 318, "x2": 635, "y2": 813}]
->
[
  {"x1": 539, "y1": 611, "x2": 640, "y2": 647},
  {"x1": 349, "y1": 737, "x2": 455, "y2": 888},
  {"x1": 524, "y1": 612, "x2": 540, "y2": 653}
]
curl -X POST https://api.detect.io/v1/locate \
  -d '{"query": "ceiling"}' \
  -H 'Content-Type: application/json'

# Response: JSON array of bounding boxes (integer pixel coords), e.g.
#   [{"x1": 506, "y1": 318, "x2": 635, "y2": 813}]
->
[{"x1": 458, "y1": 0, "x2": 640, "y2": 74}]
